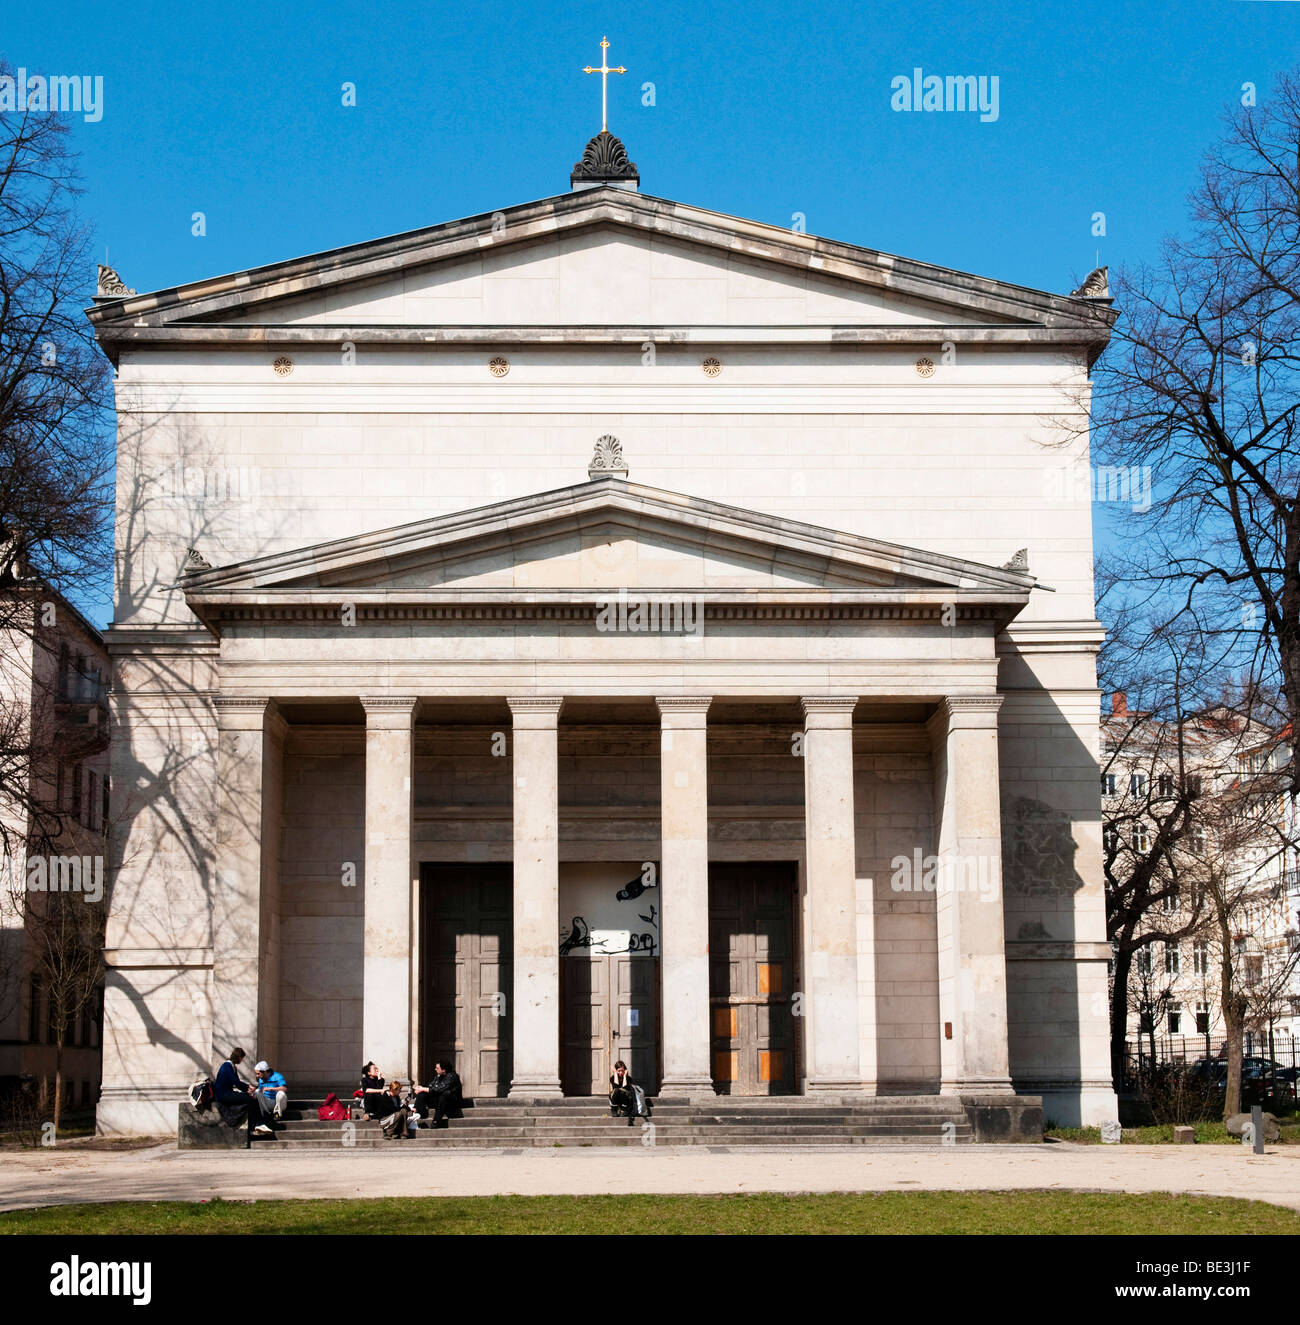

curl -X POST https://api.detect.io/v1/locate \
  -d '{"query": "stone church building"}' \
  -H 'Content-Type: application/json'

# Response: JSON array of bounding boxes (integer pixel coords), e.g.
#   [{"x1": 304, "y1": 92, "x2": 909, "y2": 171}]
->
[{"x1": 88, "y1": 128, "x2": 1118, "y2": 1135}]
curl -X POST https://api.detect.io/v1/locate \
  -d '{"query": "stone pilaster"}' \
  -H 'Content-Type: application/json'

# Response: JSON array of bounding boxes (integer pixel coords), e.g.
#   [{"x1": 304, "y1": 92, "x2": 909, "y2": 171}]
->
[
  {"x1": 507, "y1": 697, "x2": 564, "y2": 1097},
  {"x1": 212, "y1": 696, "x2": 286, "y2": 1061},
  {"x1": 361, "y1": 696, "x2": 417, "y2": 1081},
  {"x1": 801, "y1": 696, "x2": 864, "y2": 1092},
  {"x1": 656, "y1": 697, "x2": 714, "y2": 1095},
  {"x1": 927, "y1": 696, "x2": 1014, "y2": 1094}
]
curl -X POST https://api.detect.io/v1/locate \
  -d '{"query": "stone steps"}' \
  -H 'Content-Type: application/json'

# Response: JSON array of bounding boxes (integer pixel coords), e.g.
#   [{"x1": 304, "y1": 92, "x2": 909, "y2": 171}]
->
[{"x1": 229, "y1": 1094, "x2": 975, "y2": 1149}]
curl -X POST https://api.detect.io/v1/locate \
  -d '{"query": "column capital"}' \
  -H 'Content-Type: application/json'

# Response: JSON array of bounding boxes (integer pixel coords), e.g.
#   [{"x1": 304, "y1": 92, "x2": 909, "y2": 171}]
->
[
  {"x1": 929, "y1": 695, "x2": 1003, "y2": 733},
  {"x1": 212, "y1": 695, "x2": 286, "y2": 737},
  {"x1": 361, "y1": 695, "x2": 418, "y2": 729},
  {"x1": 656, "y1": 696, "x2": 712, "y2": 718},
  {"x1": 507, "y1": 696, "x2": 564, "y2": 721},
  {"x1": 801, "y1": 695, "x2": 857, "y2": 725}
]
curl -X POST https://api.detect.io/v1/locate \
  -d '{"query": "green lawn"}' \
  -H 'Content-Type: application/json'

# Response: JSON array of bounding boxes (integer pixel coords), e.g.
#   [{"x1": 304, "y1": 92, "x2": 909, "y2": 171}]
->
[
  {"x1": 1047, "y1": 1119, "x2": 1299, "y2": 1145},
  {"x1": 2, "y1": 1191, "x2": 1297, "y2": 1235}
]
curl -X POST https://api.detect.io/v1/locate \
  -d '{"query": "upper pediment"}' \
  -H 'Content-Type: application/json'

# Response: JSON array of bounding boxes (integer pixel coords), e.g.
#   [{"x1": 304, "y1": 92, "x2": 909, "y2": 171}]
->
[
  {"x1": 180, "y1": 477, "x2": 1035, "y2": 628},
  {"x1": 88, "y1": 187, "x2": 1113, "y2": 361}
]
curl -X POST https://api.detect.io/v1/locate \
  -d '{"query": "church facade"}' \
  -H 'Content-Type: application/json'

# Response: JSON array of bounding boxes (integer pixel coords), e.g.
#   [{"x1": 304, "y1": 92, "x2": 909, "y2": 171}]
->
[{"x1": 89, "y1": 133, "x2": 1118, "y2": 1134}]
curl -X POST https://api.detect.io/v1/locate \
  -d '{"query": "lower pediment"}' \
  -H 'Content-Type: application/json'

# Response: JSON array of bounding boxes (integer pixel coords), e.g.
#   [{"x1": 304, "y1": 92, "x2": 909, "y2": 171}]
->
[{"x1": 181, "y1": 478, "x2": 1034, "y2": 628}]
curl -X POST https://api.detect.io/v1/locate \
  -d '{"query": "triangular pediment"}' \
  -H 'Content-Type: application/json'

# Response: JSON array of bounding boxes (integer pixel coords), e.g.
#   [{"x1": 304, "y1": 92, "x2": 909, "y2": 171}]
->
[
  {"x1": 88, "y1": 188, "x2": 1113, "y2": 360},
  {"x1": 181, "y1": 478, "x2": 1035, "y2": 622}
]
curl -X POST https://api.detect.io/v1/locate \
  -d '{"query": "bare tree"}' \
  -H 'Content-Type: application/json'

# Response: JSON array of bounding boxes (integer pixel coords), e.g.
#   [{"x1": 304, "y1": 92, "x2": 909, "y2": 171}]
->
[
  {"x1": 0, "y1": 60, "x2": 113, "y2": 860},
  {"x1": 1086, "y1": 70, "x2": 1300, "y2": 799}
]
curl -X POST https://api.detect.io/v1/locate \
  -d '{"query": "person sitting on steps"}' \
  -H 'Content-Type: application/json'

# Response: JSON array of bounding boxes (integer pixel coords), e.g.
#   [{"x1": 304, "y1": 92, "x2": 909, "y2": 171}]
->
[
  {"x1": 359, "y1": 1061, "x2": 393, "y2": 1120},
  {"x1": 215, "y1": 1046, "x2": 272, "y2": 1137},
  {"x1": 415, "y1": 1059, "x2": 462, "y2": 1129},
  {"x1": 609, "y1": 1060, "x2": 635, "y2": 1124}
]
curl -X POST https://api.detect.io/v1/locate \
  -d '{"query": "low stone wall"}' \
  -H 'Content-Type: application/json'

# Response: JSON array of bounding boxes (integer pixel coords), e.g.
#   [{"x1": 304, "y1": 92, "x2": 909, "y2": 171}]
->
[
  {"x1": 177, "y1": 1101, "x2": 249, "y2": 1149},
  {"x1": 961, "y1": 1093, "x2": 1043, "y2": 1143}
]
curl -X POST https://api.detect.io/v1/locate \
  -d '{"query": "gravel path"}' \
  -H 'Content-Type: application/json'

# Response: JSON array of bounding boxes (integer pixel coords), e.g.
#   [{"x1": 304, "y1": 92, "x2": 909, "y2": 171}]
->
[{"x1": 1, "y1": 1141, "x2": 1297, "y2": 1213}]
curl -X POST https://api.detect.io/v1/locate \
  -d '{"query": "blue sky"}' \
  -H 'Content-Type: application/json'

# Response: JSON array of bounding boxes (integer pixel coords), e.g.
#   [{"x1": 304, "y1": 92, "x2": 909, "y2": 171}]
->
[{"x1": 7, "y1": 0, "x2": 1299, "y2": 625}]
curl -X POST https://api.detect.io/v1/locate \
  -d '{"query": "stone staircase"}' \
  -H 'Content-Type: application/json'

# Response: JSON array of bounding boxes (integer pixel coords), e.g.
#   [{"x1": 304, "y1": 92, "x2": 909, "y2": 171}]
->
[{"x1": 242, "y1": 1095, "x2": 975, "y2": 1150}]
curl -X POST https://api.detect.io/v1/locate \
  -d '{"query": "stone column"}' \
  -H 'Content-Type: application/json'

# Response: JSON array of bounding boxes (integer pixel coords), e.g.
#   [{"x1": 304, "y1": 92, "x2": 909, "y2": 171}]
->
[
  {"x1": 361, "y1": 696, "x2": 417, "y2": 1081},
  {"x1": 508, "y1": 697, "x2": 564, "y2": 1097},
  {"x1": 926, "y1": 696, "x2": 1014, "y2": 1094},
  {"x1": 212, "y1": 697, "x2": 286, "y2": 1060},
  {"x1": 656, "y1": 697, "x2": 714, "y2": 1094},
  {"x1": 801, "y1": 697, "x2": 864, "y2": 1092}
]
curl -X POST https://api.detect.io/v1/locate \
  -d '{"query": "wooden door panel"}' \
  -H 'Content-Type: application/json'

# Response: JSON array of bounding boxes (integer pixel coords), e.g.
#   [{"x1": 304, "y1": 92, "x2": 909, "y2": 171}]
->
[
  {"x1": 709, "y1": 863, "x2": 797, "y2": 1095},
  {"x1": 421, "y1": 865, "x2": 512, "y2": 1099}
]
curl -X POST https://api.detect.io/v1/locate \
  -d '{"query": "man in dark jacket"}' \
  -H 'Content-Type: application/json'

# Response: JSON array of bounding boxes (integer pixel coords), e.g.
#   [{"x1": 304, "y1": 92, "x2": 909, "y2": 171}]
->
[
  {"x1": 214, "y1": 1047, "x2": 271, "y2": 1136},
  {"x1": 416, "y1": 1059, "x2": 462, "y2": 1128}
]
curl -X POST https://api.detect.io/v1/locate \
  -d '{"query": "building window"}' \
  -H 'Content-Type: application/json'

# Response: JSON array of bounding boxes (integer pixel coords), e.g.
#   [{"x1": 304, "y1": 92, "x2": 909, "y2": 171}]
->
[
  {"x1": 1131, "y1": 824, "x2": 1150, "y2": 852},
  {"x1": 1185, "y1": 774, "x2": 1202, "y2": 797},
  {"x1": 1168, "y1": 1003, "x2": 1182, "y2": 1034},
  {"x1": 57, "y1": 643, "x2": 70, "y2": 699},
  {"x1": 1190, "y1": 826, "x2": 1207, "y2": 854},
  {"x1": 1103, "y1": 824, "x2": 1119, "y2": 853},
  {"x1": 1165, "y1": 942, "x2": 1181, "y2": 976},
  {"x1": 1130, "y1": 772, "x2": 1149, "y2": 797},
  {"x1": 1136, "y1": 947, "x2": 1153, "y2": 976},
  {"x1": 1161, "y1": 889, "x2": 1180, "y2": 915},
  {"x1": 1244, "y1": 955, "x2": 1263, "y2": 983},
  {"x1": 1196, "y1": 1004, "x2": 1210, "y2": 1035},
  {"x1": 1101, "y1": 773, "x2": 1117, "y2": 796},
  {"x1": 1193, "y1": 940, "x2": 1209, "y2": 975},
  {"x1": 1157, "y1": 773, "x2": 1174, "y2": 797},
  {"x1": 1139, "y1": 1011, "x2": 1154, "y2": 1034}
]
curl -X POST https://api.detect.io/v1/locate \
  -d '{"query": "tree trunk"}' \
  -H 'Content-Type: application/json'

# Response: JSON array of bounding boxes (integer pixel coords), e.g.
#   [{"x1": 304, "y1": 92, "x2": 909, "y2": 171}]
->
[
  {"x1": 1217, "y1": 918, "x2": 1245, "y2": 1118},
  {"x1": 1110, "y1": 940, "x2": 1134, "y2": 1093},
  {"x1": 53, "y1": 1033, "x2": 63, "y2": 1133}
]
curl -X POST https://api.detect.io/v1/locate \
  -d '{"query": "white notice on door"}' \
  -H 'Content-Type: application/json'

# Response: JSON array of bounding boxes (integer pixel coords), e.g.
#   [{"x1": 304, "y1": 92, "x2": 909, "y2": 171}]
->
[{"x1": 627, "y1": 1008, "x2": 639, "y2": 1027}]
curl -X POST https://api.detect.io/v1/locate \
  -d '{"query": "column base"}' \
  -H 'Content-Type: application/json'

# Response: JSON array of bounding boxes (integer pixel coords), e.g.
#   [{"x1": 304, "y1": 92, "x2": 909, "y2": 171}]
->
[
  {"x1": 805, "y1": 1077, "x2": 869, "y2": 1094},
  {"x1": 508, "y1": 1079, "x2": 564, "y2": 1099},
  {"x1": 659, "y1": 1074, "x2": 716, "y2": 1098},
  {"x1": 941, "y1": 1077, "x2": 1015, "y2": 1096}
]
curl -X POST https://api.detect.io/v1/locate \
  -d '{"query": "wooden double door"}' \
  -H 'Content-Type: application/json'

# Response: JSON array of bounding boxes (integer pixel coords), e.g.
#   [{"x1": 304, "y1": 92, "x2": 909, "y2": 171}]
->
[
  {"x1": 420, "y1": 864, "x2": 512, "y2": 1098},
  {"x1": 709, "y1": 862, "x2": 799, "y2": 1095},
  {"x1": 561, "y1": 955, "x2": 660, "y2": 1096}
]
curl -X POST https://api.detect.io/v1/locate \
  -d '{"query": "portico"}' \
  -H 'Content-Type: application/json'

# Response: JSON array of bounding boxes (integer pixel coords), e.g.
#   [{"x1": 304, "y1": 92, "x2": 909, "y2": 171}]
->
[{"x1": 178, "y1": 478, "x2": 1030, "y2": 1104}]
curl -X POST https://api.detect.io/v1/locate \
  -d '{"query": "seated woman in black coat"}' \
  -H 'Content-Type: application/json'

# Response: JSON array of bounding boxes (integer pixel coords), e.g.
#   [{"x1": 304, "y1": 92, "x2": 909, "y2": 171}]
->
[
  {"x1": 360, "y1": 1062, "x2": 394, "y2": 1119},
  {"x1": 608, "y1": 1060, "x2": 634, "y2": 1118}
]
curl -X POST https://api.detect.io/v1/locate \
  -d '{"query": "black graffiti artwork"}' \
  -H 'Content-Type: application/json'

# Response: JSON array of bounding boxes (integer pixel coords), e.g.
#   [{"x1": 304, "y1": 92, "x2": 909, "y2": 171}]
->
[
  {"x1": 616, "y1": 871, "x2": 658, "y2": 901},
  {"x1": 627, "y1": 933, "x2": 656, "y2": 954},
  {"x1": 637, "y1": 904, "x2": 658, "y2": 929},
  {"x1": 560, "y1": 916, "x2": 594, "y2": 956}
]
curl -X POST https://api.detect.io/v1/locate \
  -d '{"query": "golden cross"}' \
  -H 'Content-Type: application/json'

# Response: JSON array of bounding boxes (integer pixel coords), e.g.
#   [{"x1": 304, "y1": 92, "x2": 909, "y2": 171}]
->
[{"x1": 582, "y1": 37, "x2": 626, "y2": 134}]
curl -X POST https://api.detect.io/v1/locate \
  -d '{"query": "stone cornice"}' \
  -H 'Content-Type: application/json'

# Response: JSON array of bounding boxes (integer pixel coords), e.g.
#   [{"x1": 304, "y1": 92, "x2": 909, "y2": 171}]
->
[
  {"x1": 654, "y1": 696, "x2": 713, "y2": 710},
  {"x1": 191, "y1": 599, "x2": 1023, "y2": 628},
  {"x1": 87, "y1": 187, "x2": 1113, "y2": 360},
  {"x1": 360, "y1": 695, "x2": 418, "y2": 709}
]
